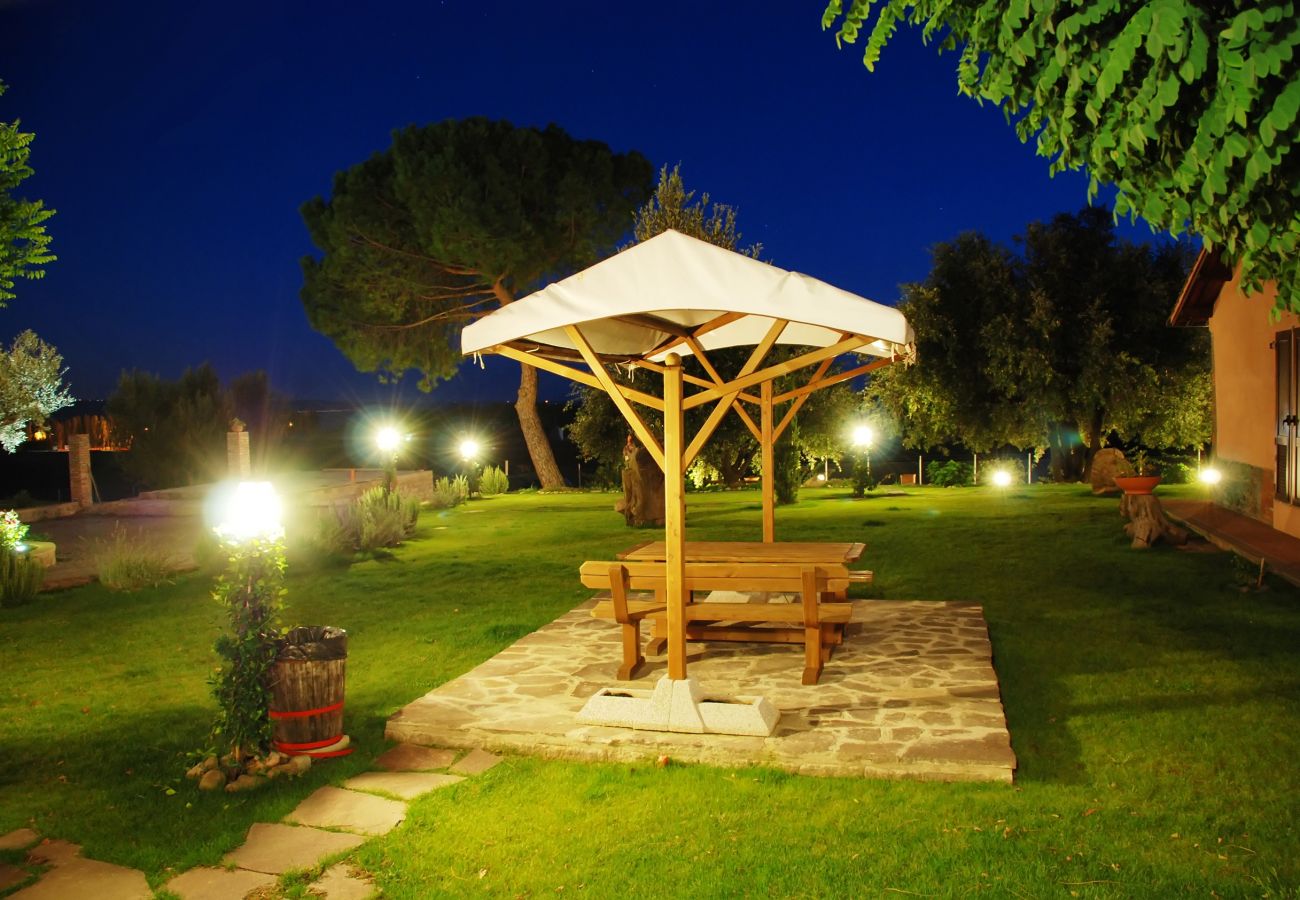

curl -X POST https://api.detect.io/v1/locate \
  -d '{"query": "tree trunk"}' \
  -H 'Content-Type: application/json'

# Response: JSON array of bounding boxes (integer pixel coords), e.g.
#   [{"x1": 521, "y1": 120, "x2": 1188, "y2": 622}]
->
[
  {"x1": 514, "y1": 362, "x2": 565, "y2": 490},
  {"x1": 491, "y1": 278, "x2": 565, "y2": 491},
  {"x1": 1048, "y1": 423, "x2": 1086, "y2": 482},
  {"x1": 1082, "y1": 408, "x2": 1105, "y2": 483}
]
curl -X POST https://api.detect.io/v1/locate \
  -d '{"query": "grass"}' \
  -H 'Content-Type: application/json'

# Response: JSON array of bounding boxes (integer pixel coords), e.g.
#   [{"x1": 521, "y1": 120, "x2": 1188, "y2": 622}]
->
[{"x1": 1, "y1": 484, "x2": 1298, "y2": 896}]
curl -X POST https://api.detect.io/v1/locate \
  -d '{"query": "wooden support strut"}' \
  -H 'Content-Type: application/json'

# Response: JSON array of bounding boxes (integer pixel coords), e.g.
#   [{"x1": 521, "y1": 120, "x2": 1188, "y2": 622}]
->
[
  {"x1": 662, "y1": 354, "x2": 687, "y2": 679},
  {"x1": 563, "y1": 325, "x2": 666, "y2": 471},
  {"x1": 681, "y1": 330, "x2": 779, "y2": 467},
  {"x1": 774, "y1": 356, "x2": 835, "y2": 441},
  {"x1": 682, "y1": 335, "x2": 870, "y2": 410},
  {"x1": 761, "y1": 380, "x2": 775, "y2": 543}
]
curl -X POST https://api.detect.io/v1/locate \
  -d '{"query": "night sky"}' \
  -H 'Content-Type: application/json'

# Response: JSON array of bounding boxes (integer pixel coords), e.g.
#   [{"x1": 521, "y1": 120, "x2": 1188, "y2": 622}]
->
[{"x1": 1, "y1": 1, "x2": 1173, "y2": 406}]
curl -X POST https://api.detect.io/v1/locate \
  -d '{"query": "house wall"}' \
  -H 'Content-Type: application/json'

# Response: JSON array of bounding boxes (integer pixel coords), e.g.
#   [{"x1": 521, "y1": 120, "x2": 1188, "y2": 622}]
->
[{"x1": 1206, "y1": 278, "x2": 1300, "y2": 536}]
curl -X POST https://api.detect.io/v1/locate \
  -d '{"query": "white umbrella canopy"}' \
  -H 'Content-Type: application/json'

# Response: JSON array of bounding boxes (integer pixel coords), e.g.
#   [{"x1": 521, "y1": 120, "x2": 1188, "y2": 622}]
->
[
  {"x1": 461, "y1": 228, "x2": 913, "y2": 361},
  {"x1": 462, "y1": 228, "x2": 913, "y2": 686}
]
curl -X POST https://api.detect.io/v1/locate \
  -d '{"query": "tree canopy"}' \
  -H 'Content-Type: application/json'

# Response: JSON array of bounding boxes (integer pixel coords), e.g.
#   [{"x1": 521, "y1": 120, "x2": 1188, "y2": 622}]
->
[
  {"x1": 300, "y1": 117, "x2": 652, "y2": 488},
  {"x1": 824, "y1": 1, "x2": 1300, "y2": 312},
  {"x1": 0, "y1": 81, "x2": 55, "y2": 307},
  {"x1": 0, "y1": 331, "x2": 72, "y2": 452},
  {"x1": 866, "y1": 208, "x2": 1208, "y2": 479},
  {"x1": 0, "y1": 81, "x2": 69, "y2": 448}
]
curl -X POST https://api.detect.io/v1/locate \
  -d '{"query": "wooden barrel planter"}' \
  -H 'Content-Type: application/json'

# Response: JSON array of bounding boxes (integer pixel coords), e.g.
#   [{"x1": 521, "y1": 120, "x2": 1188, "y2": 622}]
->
[{"x1": 269, "y1": 626, "x2": 351, "y2": 758}]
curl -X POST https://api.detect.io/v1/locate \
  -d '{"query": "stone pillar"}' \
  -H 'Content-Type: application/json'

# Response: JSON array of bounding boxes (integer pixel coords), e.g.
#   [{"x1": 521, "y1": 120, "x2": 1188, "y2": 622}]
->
[
  {"x1": 227, "y1": 430, "x2": 250, "y2": 479},
  {"x1": 69, "y1": 434, "x2": 92, "y2": 508}
]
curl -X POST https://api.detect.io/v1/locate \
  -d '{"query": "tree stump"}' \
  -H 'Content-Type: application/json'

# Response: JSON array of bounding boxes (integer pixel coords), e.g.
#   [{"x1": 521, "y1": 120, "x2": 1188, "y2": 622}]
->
[
  {"x1": 615, "y1": 444, "x2": 664, "y2": 527},
  {"x1": 1120, "y1": 493, "x2": 1188, "y2": 549}
]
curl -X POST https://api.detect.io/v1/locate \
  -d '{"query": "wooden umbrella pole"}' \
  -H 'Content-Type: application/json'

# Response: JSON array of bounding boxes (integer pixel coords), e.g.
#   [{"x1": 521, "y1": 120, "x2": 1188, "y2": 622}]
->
[
  {"x1": 663, "y1": 354, "x2": 688, "y2": 680},
  {"x1": 761, "y1": 380, "x2": 775, "y2": 543}
]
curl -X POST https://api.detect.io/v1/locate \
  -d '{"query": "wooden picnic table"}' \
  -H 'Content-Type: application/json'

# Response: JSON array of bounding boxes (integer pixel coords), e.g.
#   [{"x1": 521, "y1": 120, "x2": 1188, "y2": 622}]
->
[{"x1": 617, "y1": 540, "x2": 866, "y2": 565}]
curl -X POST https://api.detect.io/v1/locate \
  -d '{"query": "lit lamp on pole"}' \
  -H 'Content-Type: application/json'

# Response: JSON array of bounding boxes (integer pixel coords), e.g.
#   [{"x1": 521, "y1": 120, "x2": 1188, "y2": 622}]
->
[
  {"x1": 459, "y1": 437, "x2": 482, "y2": 495},
  {"x1": 851, "y1": 424, "x2": 874, "y2": 497},
  {"x1": 213, "y1": 481, "x2": 284, "y2": 545},
  {"x1": 375, "y1": 425, "x2": 402, "y2": 492}
]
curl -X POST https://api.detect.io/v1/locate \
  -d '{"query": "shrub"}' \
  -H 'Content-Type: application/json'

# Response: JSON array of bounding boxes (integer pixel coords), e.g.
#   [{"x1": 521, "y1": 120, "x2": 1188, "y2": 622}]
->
[
  {"x1": 0, "y1": 509, "x2": 28, "y2": 549},
  {"x1": 927, "y1": 460, "x2": 974, "y2": 487},
  {"x1": 356, "y1": 486, "x2": 420, "y2": 551},
  {"x1": 285, "y1": 505, "x2": 357, "y2": 569},
  {"x1": 479, "y1": 465, "x2": 510, "y2": 496},
  {"x1": 430, "y1": 475, "x2": 470, "y2": 510},
  {"x1": 852, "y1": 454, "x2": 877, "y2": 497},
  {"x1": 0, "y1": 549, "x2": 42, "y2": 607},
  {"x1": 94, "y1": 524, "x2": 173, "y2": 591}
]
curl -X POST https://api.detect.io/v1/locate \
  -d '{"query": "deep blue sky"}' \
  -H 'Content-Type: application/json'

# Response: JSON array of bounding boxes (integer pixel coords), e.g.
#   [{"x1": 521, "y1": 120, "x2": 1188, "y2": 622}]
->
[{"x1": 1, "y1": 1, "x2": 1167, "y2": 405}]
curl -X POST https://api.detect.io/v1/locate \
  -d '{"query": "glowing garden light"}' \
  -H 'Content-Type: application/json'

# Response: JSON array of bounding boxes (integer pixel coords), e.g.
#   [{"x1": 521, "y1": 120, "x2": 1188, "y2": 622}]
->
[
  {"x1": 851, "y1": 425, "x2": 874, "y2": 449},
  {"x1": 458, "y1": 438, "x2": 481, "y2": 461},
  {"x1": 1199, "y1": 467, "x2": 1222, "y2": 485},
  {"x1": 214, "y1": 481, "x2": 283, "y2": 543},
  {"x1": 375, "y1": 426, "x2": 402, "y2": 454},
  {"x1": 990, "y1": 469, "x2": 1013, "y2": 488}
]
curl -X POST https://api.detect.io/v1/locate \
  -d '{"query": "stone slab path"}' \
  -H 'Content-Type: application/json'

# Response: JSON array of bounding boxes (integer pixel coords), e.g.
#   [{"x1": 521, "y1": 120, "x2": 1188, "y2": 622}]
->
[
  {"x1": 4, "y1": 743, "x2": 499, "y2": 899},
  {"x1": 387, "y1": 597, "x2": 1017, "y2": 782}
]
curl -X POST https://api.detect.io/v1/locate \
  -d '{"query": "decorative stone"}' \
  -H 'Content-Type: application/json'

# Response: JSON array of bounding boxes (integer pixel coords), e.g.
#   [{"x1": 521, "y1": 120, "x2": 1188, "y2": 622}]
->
[
  {"x1": 10, "y1": 857, "x2": 150, "y2": 900},
  {"x1": 223, "y1": 823, "x2": 365, "y2": 875},
  {"x1": 287, "y1": 754, "x2": 312, "y2": 775},
  {"x1": 310, "y1": 862, "x2": 375, "y2": 900},
  {"x1": 224, "y1": 773, "x2": 267, "y2": 792},
  {"x1": 343, "y1": 771, "x2": 464, "y2": 799},
  {"x1": 374, "y1": 743, "x2": 456, "y2": 772},
  {"x1": 164, "y1": 866, "x2": 276, "y2": 900},
  {"x1": 1090, "y1": 448, "x2": 1132, "y2": 494},
  {"x1": 284, "y1": 786, "x2": 406, "y2": 836},
  {"x1": 197, "y1": 769, "x2": 226, "y2": 791},
  {"x1": 449, "y1": 748, "x2": 503, "y2": 775},
  {"x1": 0, "y1": 828, "x2": 39, "y2": 851}
]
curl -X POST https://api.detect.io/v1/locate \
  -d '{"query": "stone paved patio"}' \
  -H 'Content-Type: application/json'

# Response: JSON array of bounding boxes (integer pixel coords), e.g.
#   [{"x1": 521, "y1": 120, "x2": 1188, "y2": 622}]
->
[{"x1": 388, "y1": 597, "x2": 1017, "y2": 782}]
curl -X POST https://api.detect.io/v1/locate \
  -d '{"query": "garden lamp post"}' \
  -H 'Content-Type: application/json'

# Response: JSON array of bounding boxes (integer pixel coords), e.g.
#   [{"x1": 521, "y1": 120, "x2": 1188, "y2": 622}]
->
[
  {"x1": 851, "y1": 425, "x2": 874, "y2": 497},
  {"x1": 375, "y1": 425, "x2": 401, "y2": 493},
  {"x1": 459, "y1": 437, "x2": 482, "y2": 496},
  {"x1": 211, "y1": 481, "x2": 286, "y2": 766}
]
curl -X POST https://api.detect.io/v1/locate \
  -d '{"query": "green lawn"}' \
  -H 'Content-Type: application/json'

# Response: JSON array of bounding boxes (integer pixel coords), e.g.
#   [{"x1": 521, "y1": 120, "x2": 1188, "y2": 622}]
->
[{"x1": 2, "y1": 485, "x2": 1298, "y2": 896}]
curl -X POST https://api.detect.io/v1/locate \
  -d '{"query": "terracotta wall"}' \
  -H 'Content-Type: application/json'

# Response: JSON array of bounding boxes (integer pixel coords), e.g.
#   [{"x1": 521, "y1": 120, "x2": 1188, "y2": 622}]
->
[{"x1": 1207, "y1": 277, "x2": 1300, "y2": 536}]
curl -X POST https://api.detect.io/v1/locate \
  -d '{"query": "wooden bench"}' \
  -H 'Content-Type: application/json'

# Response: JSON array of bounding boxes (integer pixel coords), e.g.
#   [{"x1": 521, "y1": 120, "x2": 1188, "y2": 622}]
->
[{"x1": 581, "y1": 560, "x2": 853, "y2": 685}]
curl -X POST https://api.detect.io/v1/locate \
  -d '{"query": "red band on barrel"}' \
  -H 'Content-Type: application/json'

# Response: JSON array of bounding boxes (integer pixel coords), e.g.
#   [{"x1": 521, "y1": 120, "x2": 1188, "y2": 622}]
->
[
  {"x1": 274, "y1": 734, "x2": 343, "y2": 751},
  {"x1": 268, "y1": 700, "x2": 344, "y2": 720},
  {"x1": 305, "y1": 747, "x2": 354, "y2": 759}
]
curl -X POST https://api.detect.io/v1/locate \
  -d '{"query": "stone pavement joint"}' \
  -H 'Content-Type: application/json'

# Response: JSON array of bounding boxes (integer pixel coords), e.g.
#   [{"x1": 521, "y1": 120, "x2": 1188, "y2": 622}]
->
[
  {"x1": 311, "y1": 862, "x2": 376, "y2": 899},
  {"x1": 343, "y1": 771, "x2": 464, "y2": 799},
  {"x1": 0, "y1": 863, "x2": 29, "y2": 892},
  {"x1": 0, "y1": 828, "x2": 39, "y2": 851},
  {"x1": 26, "y1": 839, "x2": 81, "y2": 867},
  {"x1": 164, "y1": 865, "x2": 277, "y2": 899},
  {"x1": 387, "y1": 599, "x2": 1016, "y2": 782},
  {"x1": 224, "y1": 822, "x2": 366, "y2": 875},
  {"x1": 450, "y1": 748, "x2": 502, "y2": 775},
  {"x1": 285, "y1": 786, "x2": 407, "y2": 836},
  {"x1": 374, "y1": 743, "x2": 456, "y2": 771}
]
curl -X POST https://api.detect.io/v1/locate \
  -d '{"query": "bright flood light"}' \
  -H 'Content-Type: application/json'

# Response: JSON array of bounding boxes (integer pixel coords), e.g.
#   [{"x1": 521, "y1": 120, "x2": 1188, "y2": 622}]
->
[
  {"x1": 851, "y1": 425, "x2": 874, "y2": 448},
  {"x1": 215, "y1": 481, "x2": 283, "y2": 543},
  {"x1": 375, "y1": 426, "x2": 401, "y2": 453},
  {"x1": 459, "y1": 438, "x2": 481, "y2": 461},
  {"x1": 1199, "y1": 467, "x2": 1222, "y2": 485},
  {"x1": 991, "y1": 469, "x2": 1013, "y2": 488}
]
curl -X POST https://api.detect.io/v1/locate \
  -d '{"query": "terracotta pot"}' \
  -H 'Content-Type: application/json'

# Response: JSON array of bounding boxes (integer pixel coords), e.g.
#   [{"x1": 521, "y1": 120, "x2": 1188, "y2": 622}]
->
[{"x1": 1113, "y1": 474, "x2": 1162, "y2": 495}]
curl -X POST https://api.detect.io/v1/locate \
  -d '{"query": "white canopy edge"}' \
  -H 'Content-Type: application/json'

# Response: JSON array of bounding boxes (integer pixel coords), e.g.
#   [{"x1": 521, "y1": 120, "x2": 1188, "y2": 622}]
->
[{"x1": 461, "y1": 229, "x2": 913, "y2": 361}]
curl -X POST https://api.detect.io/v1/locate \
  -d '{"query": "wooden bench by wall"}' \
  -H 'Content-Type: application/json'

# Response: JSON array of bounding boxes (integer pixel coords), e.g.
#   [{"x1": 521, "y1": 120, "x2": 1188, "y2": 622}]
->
[{"x1": 580, "y1": 560, "x2": 853, "y2": 685}]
